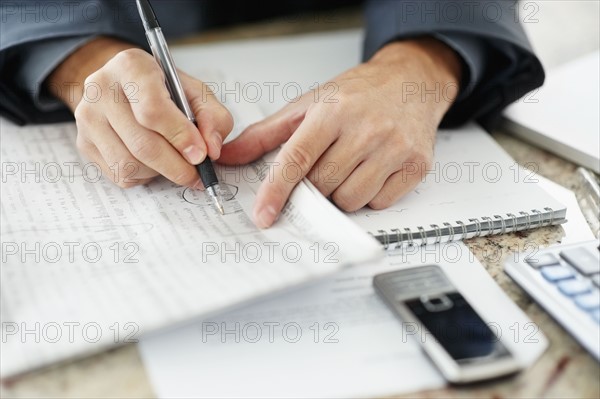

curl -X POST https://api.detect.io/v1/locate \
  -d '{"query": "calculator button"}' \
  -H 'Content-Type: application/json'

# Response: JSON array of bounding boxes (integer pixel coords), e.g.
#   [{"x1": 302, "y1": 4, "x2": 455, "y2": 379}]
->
[
  {"x1": 557, "y1": 279, "x2": 593, "y2": 297},
  {"x1": 574, "y1": 291, "x2": 600, "y2": 311},
  {"x1": 541, "y1": 265, "x2": 575, "y2": 282},
  {"x1": 591, "y1": 274, "x2": 600, "y2": 287},
  {"x1": 526, "y1": 253, "x2": 560, "y2": 268},
  {"x1": 560, "y1": 247, "x2": 600, "y2": 276},
  {"x1": 591, "y1": 309, "x2": 600, "y2": 324}
]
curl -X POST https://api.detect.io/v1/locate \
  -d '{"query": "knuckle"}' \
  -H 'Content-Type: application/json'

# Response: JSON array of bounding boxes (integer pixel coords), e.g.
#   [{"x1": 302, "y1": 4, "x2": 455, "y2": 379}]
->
[
  {"x1": 325, "y1": 91, "x2": 349, "y2": 114},
  {"x1": 400, "y1": 159, "x2": 421, "y2": 177},
  {"x1": 285, "y1": 144, "x2": 313, "y2": 175},
  {"x1": 379, "y1": 117, "x2": 397, "y2": 135},
  {"x1": 111, "y1": 48, "x2": 147, "y2": 69},
  {"x1": 128, "y1": 134, "x2": 160, "y2": 161},
  {"x1": 409, "y1": 150, "x2": 434, "y2": 179},
  {"x1": 82, "y1": 72, "x2": 108, "y2": 104},
  {"x1": 419, "y1": 150, "x2": 434, "y2": 170},
  {"x1": 305, "y1": 101, "x2": 320, "y2": 116},
  {"x1": 165, "y1": 123, "x2": 193, "y2": 145},
  {"x1": 306, "y1": 101, "x2": 332, "y2": 121},
  {"x1": 362, "y1": 127, "x2": 379, "y2": 143},
  {"x1": 74, "y1": 102, "x2": 93, "y2": 122},
  {"x1": 372, "y1": 117, "x2": 398, "y2": 143},
  {"x1": 363, "y1": 117, "x2": 397, "y2": 143},
  {"x1": 84, "y1": 70, "x2": 108, "y2": 89},
  {"x1": 331, "y1": 188, "x2": 362, "y2": 213},
  {"x1": 135, "y1": 101, "x2": 162, "y2": 127}
]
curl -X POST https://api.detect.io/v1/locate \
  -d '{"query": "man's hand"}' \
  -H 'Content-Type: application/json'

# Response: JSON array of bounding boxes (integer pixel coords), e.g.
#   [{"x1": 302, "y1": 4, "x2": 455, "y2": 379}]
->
[
  {"x1": 47, "y1": 37, "x2": 233, "y2": 188},
  {"x1": 219, "y1": 37, "x2": 462, "y2": 228}
]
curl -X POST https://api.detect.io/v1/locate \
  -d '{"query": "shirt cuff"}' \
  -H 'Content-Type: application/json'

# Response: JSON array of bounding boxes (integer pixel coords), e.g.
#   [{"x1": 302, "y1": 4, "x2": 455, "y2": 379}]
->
[
  {"x1": 14, "y1": 35, "x2": 96, "y2": 112},
  {"x1": 431, "y1": 31, "x2": 487, "y2": 102}
]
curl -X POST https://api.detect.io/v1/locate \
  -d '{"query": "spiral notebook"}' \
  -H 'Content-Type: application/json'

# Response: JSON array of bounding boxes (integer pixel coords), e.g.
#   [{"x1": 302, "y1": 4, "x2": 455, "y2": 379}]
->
[{"x1": 348, "y1": 124, "x2": 567, "y2": 249}]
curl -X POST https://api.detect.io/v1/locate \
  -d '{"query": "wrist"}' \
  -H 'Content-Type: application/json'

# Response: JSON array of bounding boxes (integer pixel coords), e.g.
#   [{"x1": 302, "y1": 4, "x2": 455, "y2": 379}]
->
[
  {"x1": 46, "y1": 37, "x2": 139, "y2": 111},
  {"x1": 368, "y1": 37, "x2": 463, "y2": 116}
]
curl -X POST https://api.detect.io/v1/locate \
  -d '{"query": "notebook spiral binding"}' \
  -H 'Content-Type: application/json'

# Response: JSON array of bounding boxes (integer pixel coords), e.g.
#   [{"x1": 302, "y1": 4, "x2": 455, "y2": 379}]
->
[{"x1": 371, "y1": 208, "x2": 559, "y2": 250}]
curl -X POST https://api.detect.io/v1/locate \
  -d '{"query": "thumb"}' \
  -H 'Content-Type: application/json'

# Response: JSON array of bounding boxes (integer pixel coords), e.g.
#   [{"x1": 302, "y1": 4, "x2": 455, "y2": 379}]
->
[{"x1": 219, "y1": 102, "x2": 308, "y2": 165}]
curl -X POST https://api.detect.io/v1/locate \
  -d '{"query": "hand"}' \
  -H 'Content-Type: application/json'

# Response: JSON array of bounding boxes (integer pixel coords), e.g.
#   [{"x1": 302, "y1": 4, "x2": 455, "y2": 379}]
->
[
  {"x1": 219, "y1": 37, "x2": 462, "y2": 228},
  {"x1": 47, "y1": 37, "x2": 233, "y2": 188}
]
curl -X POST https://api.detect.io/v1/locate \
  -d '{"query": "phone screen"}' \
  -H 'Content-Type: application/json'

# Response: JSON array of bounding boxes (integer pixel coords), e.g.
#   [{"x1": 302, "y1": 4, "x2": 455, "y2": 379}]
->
[{"x1": 406, "y1": 292, "x2": 511, "y2": 363}]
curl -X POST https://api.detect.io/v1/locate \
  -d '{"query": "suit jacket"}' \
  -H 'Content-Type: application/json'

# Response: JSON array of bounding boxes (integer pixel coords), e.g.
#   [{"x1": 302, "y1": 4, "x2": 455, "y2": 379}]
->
[{"x1": 0, "y1": 0, "x2": 544, "y2": 128}]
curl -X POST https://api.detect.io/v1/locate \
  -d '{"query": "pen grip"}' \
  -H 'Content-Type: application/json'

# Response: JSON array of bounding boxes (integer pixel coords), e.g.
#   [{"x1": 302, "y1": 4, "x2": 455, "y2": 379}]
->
[
  {"x1": 197, "y1": 157, "x2": 218, "y2": 188},
  {"x1": 192, "y1": 120, "x2": 218, "y2": 188}
]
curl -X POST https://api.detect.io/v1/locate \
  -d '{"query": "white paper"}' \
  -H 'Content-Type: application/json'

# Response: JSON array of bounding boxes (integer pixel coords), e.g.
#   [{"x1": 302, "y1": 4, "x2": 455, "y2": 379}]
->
[
  {"x1": 0, "y1": 98, "x2": 382, "y2": 377},
  {"x1": 170, "y1": 30, "x2": 363, "y2": 116},
  {"x1": 139, "y1": 242, "x2": 547, "y2": 399}
]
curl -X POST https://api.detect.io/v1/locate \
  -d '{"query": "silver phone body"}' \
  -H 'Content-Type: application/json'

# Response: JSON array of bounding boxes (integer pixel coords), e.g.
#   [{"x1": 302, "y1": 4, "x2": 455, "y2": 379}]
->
[{"x1": 373, "y1": 265, "x2": 522, "y2": 384}]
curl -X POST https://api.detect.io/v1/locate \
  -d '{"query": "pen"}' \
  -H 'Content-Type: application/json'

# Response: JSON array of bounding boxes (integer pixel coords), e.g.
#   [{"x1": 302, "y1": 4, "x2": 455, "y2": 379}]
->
[{"x1": 135, "y1": 0, "x2": 225, "y2": 215}]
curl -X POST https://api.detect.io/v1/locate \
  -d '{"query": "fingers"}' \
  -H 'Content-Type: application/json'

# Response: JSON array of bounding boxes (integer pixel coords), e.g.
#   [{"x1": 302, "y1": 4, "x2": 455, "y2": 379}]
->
[
  {"x1": 104, "y1": 49, "x2": 209, "y2": 166},
  {"x1": 92, "y1": 120, "x2": 158, "y2": 184},
  {"x1": 73, "y1": 48, "x2": 238, "y2": 190},
  {"x1": 330, "y1": 161, "x2": 392, "y2": 213},
  {"x1": 369, "y1": 161, "x2": 428, "y2": 209},
  {"x1": 104, "y1": 101, "x2": 200, "y2": 188},
  {"x1": 219, "y1": 103, "x2": 306, "y2": 165},
  {"x1": 74, "y1": 118, "x2": 156, "y2": 188},
  {"x1": 253, "y1": 109, "x2": 338, "y2": 228},
  {"x1": 181, "y1": 71, "x2": 234, "y2": 160},
  {"x1": 307, "y1": 135, "x2": 366, "y2": 198}
]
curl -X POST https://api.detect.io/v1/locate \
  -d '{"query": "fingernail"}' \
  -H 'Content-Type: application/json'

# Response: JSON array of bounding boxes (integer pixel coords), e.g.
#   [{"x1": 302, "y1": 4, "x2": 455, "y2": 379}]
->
[
  {"x1": 254, "y1": 205, "x2": 277, "y2": 229},
  {"x1": 183, "y1": 145, "x2": 205, "y2": 165},
  {"x1": 211, "y1": 132, "x2": 222, "y2": 159}
]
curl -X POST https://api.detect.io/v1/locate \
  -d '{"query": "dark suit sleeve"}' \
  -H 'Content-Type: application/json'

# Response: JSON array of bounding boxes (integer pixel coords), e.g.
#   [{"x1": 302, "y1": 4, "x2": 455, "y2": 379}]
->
[
  {"x1": 0, "y1": 1, "x2": 147, "y2": 125},
  {"x1": 363, "y1": 0, "x2": 545, "y2": 128}
]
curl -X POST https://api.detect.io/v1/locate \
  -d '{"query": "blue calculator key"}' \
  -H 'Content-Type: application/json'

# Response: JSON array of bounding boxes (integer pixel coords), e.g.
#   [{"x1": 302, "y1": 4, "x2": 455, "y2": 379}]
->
[
  {"x1": 574, "y1": 291, "x2": 600, "y2": 311},
  {"x1": 560, "y1": 247, "x2": 600, "y2": 276},
  {"x1": 541, "y1": 265, "x2": 575, "y2": 282},
  {"x1": 557, "y1": 279, "x2": 593, "y2": 296},
  {"x1": 526, "y1": 253, "x2": 560, "y2": 268},
  {"x1": 592, "y1": 309, "x2": 600, "y2": 324}
]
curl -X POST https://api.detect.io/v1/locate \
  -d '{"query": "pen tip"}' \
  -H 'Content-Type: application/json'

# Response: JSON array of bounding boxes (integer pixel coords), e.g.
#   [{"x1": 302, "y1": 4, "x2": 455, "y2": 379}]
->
[
  {"x1": 206, "y1": 184, "x2": 225, "y2": 215},
  {"x1": 214, "y1": 197, "x2": 225, "y2": 215}
]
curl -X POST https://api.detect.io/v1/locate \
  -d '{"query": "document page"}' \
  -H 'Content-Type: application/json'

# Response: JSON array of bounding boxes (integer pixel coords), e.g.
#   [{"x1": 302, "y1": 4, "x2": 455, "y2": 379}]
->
[
  {"x1": 139, "y1": 242, "x2": 548, "y2": 399},
  {"x1": 0, "y1": 99, "x2": 381, "y2": 377}
]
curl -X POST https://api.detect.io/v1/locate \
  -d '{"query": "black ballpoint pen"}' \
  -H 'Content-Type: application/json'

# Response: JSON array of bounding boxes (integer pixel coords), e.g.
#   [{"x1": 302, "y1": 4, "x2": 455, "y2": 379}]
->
[{"x1": 135, "y1": 0, "x2": 225, "y2": 215}]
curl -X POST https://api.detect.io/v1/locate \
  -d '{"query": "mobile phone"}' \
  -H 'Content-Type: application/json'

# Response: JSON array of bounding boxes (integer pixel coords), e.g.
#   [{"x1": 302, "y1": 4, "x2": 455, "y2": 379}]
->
[{"x1": 373, "y1": 265, "x2": 521, "y2": 384}]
